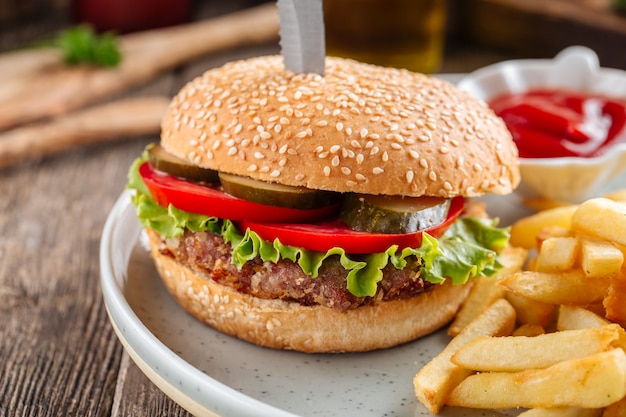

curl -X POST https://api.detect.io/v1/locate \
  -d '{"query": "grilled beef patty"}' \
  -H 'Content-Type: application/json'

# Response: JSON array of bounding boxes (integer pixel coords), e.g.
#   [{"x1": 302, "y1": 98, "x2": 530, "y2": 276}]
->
[{"x1": 153, "y1": 229, "x2": 432, "y2": 311}]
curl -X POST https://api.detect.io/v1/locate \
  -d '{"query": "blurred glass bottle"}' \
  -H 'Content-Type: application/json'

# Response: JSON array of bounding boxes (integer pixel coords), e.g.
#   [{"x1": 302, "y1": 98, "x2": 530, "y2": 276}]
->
[{"x1": 324, "y1": 0, "x2": 446, "y2": 73}]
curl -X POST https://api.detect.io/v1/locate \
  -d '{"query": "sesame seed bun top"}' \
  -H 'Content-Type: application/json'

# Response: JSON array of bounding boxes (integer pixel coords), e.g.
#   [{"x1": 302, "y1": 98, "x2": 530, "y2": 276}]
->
[{"x1": 160, "y1": 55, "x2": 520, "y2": 197}]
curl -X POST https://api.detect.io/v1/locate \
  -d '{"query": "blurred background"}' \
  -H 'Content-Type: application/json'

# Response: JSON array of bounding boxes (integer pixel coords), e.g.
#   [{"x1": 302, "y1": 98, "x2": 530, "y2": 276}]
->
[{"x1": 1, "y1": 0, "x2": 625, "y2": 73}]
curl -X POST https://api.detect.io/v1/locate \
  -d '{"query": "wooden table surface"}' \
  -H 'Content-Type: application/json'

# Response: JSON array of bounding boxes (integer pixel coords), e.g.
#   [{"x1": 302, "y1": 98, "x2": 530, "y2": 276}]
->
[{"x1": 0, "y1": 1, "x2": 576, "y2": 416}]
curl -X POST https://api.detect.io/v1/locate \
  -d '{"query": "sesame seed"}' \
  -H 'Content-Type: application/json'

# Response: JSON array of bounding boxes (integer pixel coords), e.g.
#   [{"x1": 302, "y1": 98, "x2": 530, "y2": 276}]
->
[
  {"x1": 355, "y1": 173, "x2": 366, "y2": 181},
  {"x1": 254, "y1": 151, "x2": 265, "y2": 159},
  {"x1": 341, "y1": 167, "x2": 351, "y2": 175},
  {"x1": 429, "y1": 171, "x2": 437, "y2": 181},
  {"x1": 330, "y1": 145, "x2": 341, "y2": 153},
  {"x1": 406, "y1": 170, "x2": 414, "y2": 183},
  {"x1": 323, "y1": 166, "x2": 331, "y2": 176},
  {"x1": 408, "y1": 150, "x2": 419, "y2": 159},
  {"x1": 372, "y1": 167, "x2": 384, "y2": 175},
  {"x1": 420, "y1": 159, "x2": 429, "y2": 168},
  {"x1": 331, "y1": 155, "x2": 340, "y2": 167}
]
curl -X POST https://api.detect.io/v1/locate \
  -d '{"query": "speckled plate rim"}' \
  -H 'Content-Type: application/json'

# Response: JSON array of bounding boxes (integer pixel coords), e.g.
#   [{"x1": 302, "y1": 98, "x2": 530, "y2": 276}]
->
[{"x1": 100, "y1": 190, "x2": 299, "y2": 417}]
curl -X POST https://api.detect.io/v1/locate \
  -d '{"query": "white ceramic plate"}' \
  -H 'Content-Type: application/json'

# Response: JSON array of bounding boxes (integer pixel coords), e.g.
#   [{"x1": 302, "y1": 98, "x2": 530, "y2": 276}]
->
[{"x1": 100, "y1": 190, "x2": 531, "y2": 417}]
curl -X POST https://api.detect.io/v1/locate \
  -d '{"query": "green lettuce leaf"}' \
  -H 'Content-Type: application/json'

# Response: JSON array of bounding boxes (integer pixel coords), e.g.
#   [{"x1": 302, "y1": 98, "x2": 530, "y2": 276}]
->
[{"x1": 127, "y1": 156, "x2": 510, "y2": 298}]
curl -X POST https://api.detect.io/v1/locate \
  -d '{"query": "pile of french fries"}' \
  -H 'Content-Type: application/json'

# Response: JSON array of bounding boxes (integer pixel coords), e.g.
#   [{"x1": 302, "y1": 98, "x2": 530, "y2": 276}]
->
[{"x1": 414, "y1": 189, "x2": 626, "y2": 417}]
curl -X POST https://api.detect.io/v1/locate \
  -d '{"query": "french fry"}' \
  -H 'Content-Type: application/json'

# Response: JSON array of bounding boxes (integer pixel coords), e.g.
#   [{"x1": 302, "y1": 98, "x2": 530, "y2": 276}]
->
[
  {"x1": 414, "y1": 189, "x2": 626, "y2": 416},
  {"x1": 513, "y1": 323, "x2": 545, "y2": 336},
  {"x1": 603, "y1": 188, "x2": 626, "y2": 204},
  {"x1": 519, "y1": 407, "x2": 602, "y2": 417},
  {"x1": 572, "y1": 199, "x2": 626, "y2": 247},
  {"x1": 448, "y1": 246, "x2": 527, "y2": 336},
  {"x1": 413, "y1": 299, "x2": 516, "y2": 414},
  {"x1": 523, "y1": 197, "x2": 572, "y2": 211},
  {"x1": 450, "y1": 324, "x2": 626, "y2": 372},
  {"x1": 510, "y1": 205, "x2": 579, "y2": 249},
  {"x1": 557, "y1": 305, "x2": 611, "y2": 331},
  {"x1": 446, "y1": 348, "x2": 626, "y2": 409},
  {"x1": 603, "y1": 396, "x2": 626, "y2": 417},
  {"x1": 447, "y1": 276, "x2": 504, "y2": 336},
  {"x1": 536, "y1": 236, "x2": 579, "y2": 273},
  {"x1": 604, "y1": 275, "x2": 626, "y2": 325},
  {"x1": 498, "y1": 270, "x2": 610, "y2": 306},
  {"x1": 505, "y1": 292, "x2": 556, "y2": 327},
  {"x1": 580, "y1": 238, "x2": 624, "y2": 278}
]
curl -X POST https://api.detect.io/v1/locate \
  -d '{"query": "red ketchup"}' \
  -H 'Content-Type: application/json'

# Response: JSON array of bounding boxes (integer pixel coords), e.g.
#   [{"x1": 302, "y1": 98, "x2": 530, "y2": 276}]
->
[{"x1": 488, "y1": 89, "x2": 626, "y2": 158}]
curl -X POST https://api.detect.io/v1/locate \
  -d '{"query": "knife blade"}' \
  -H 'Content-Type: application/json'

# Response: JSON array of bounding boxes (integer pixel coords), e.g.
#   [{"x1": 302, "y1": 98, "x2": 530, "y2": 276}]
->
[{"x1": 278, "y1": 0, "x2": 326, "y2": 75}]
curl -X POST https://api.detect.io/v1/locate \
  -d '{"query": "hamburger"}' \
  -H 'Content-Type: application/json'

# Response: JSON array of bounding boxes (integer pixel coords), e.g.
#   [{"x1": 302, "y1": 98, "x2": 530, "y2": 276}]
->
[{"x1": 128, "y1": 55, "x2": 520, "y2": 353}]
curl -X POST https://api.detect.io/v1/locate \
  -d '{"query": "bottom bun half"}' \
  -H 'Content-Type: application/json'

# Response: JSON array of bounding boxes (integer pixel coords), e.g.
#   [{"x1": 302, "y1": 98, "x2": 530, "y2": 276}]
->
[{"x1": 146, "y1": 229, "x2": 472, "y2": 353}]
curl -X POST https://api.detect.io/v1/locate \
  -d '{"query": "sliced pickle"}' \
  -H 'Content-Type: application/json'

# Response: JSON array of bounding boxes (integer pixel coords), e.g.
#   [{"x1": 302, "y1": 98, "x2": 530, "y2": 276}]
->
[
  {"x1": 340, "y1": 194, "x2": 452, "y2": 234},
  {"x1": 148, "y1": 144, "x2": 219, "y2": 183},
  {"x1": 219, "y1": 172, "x2": 340, "y2": 209}
]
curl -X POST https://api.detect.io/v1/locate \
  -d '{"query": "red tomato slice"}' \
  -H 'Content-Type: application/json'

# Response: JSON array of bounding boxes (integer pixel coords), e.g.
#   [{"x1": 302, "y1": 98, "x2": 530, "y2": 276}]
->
[
  {"x1": 238, "y1": 196, "x2": 465, "y2": 253},
  {"x1": 139, "y1": 162, "x2": 339, "y2": 223}
]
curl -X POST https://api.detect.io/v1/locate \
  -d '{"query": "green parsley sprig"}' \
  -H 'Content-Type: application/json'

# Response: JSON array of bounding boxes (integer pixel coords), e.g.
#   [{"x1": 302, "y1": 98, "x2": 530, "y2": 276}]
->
[{"x1": 55, "y1": 25, "x2": 121, "y2": 67}]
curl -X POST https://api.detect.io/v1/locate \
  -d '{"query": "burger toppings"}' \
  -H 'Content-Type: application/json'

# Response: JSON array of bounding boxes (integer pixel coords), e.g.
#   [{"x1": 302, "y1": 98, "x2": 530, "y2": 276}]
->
[
  {"x1": 153, "y1": 228, "x2": 431, "y2": 311},
  {"x1": 129, "y1": 153, "x2": 510, "y2": 299},
  {"x1": 238, "y1": 197, "x2": 463, "y2": 253},
  {"x1": 138, "y1": 160, "x2": 339, "y2": 223},
  {"x1": 218, "y1": 171, "x2": 340, "y2": 209},
  {"x1": 148, "y1": 143, "x2": 219, "y2": 183},
  {"x1": 340, "y1": 193, "x2": 452, "y2": 234}
]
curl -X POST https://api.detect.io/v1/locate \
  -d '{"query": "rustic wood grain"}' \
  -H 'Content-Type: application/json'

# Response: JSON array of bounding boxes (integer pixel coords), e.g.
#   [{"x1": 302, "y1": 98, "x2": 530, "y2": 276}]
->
[{"x1": 0, "y1": 138, "x2": 147, "y2": 416}]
